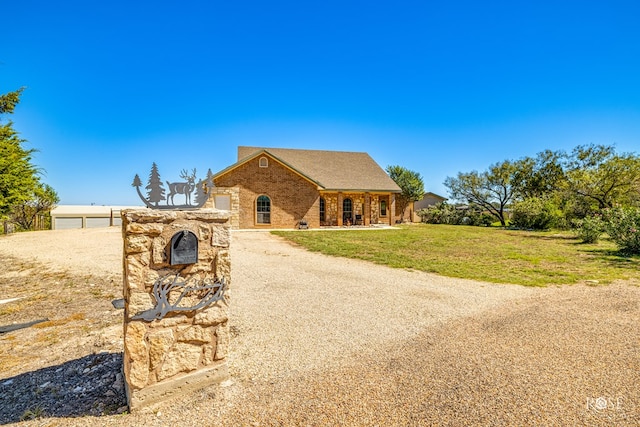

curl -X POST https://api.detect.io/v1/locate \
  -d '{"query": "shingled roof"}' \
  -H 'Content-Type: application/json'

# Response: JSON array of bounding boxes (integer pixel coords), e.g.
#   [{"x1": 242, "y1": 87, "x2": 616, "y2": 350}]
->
[{"x1": 216, "y1": 146, "x2": 401, "y2": 192}]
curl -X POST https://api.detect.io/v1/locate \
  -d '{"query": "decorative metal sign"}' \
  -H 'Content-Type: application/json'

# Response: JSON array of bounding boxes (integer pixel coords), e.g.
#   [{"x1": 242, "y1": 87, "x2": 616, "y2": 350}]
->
[
  {"x1": 132, "y1": 273, "x2": 226, "y2": 321},
  {"x1": 170, "y1": 230, "x2": 198, "y2": 265},
  {"x1": 132, "y1": 163, "x2": 214, "y2": 209}
]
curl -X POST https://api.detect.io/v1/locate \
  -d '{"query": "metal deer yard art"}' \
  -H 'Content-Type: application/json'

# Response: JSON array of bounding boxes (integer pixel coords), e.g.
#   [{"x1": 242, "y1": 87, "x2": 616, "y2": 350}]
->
[{"x1": 133, "y1": 163, "x2": 214, "y2": 209}]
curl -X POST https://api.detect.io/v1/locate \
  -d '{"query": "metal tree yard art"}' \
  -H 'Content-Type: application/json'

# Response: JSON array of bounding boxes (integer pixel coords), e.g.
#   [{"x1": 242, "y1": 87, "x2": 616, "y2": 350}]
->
[{"x1": 133, "y1": 164, "x2": 213, "y2": 209}]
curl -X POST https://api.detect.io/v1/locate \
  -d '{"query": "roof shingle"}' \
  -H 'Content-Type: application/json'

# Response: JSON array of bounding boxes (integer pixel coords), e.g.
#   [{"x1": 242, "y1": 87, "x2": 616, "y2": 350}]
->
[{"x1": 234, "y1": 146, "x2": 401, "y2": 192}]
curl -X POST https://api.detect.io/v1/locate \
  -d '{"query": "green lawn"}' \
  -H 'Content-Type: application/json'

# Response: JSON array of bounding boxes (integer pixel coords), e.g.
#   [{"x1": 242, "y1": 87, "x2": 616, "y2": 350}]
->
[{"x1": 272, "y1": 224, "x2": 640, "y2": 286}]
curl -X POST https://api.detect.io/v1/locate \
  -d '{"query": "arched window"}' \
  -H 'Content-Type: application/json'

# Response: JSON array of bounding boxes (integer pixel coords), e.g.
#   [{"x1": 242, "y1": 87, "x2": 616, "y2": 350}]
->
[
  {"x1": 319, "y1": 197, "x2": 326, "y2": 222},
  {"x1": 259, "y1": 157, "x2": 269, "y2": 168},
  {"x1": 343, "y1": 198, "x2": 353, "y2": 223},
  {"x1": 257, "y1": 195, "x2": 271, "y2": 224}
]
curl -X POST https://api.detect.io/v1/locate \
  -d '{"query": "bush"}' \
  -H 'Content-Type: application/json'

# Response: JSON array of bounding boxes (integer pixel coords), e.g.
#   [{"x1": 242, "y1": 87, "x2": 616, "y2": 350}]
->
[
  {"x1": 417, "y1": 202, "x2": 493, "y2": 226},
  {"x1": 572, "y1": 215, "x2": 605, "y2": 243},
  {"x1": 602, "y1": 207, "x2": 640, "y2": 254},
  {"x1": 511, "y1": 197, "x2": 563, "y2": 230}
]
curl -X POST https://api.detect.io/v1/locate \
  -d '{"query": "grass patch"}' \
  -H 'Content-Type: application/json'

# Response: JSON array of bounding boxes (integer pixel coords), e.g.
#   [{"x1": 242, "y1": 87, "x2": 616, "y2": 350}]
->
[{"x1": 272, "y1": 224, "x2": 640, "y2": 286}]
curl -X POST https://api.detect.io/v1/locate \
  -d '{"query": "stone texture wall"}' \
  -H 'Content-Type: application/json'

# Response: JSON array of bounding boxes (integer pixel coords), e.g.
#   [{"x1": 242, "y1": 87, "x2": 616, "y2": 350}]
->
[
  {"x1": 320, "y1": 192, "x2": 393, "y2": 226},
  {"x1": 122, "y1": 209, "x2": 231, "y2": 411},
  {"x1": 204, "y1": 187, "x2": 240, "y2": 229}
]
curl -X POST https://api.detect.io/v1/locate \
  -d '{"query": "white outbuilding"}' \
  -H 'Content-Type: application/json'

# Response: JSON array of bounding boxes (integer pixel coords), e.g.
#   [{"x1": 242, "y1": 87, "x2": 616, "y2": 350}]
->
[{"x1": 50, "y1": 205, "x2": 142, "y2": 230}]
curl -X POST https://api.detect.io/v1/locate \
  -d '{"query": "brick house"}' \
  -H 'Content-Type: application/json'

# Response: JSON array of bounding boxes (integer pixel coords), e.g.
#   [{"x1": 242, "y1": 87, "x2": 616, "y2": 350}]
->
[{"x1": 212, "y1": 146, "x2": 402, "y2": 229}]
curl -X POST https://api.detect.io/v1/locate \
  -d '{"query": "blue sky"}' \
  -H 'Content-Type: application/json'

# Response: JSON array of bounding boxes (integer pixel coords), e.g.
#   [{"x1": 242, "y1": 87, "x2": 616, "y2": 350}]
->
[{"x1": 3, "y1": 1, "x2": 640, "y2": 205}]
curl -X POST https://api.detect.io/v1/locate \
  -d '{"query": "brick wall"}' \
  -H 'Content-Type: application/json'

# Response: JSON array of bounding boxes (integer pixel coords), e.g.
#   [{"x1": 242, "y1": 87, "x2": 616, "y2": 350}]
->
[{"x1": 214, "y1": 156, "x2": 321, "y2": 229}]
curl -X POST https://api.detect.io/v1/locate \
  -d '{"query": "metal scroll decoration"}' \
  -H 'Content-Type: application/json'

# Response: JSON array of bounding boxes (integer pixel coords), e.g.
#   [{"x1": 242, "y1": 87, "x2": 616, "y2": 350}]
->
[
  {"x1": 132, "y1": 163, "x2": 214, "y2": 210},
  {"x1": 132, "y1": 273, "x2": 226, "y2": 321}
]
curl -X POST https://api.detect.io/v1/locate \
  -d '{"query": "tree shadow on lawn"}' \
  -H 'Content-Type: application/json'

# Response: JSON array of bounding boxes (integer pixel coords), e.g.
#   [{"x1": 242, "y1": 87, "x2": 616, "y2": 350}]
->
[
  {"x1": 511, "y1": 232, "x2": 578, "y2": 241},
  {"x1": 580, "y1": 247, "x2": 640, "y2": 267},
  {"x1": 0, "y1": 352, "x2": 126, "y2": 424}
]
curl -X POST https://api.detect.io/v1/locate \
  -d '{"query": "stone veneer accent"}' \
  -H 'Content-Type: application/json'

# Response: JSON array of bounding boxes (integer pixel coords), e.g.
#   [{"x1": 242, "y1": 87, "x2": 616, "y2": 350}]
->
[{"x1": 121, "y1": 209, "x2": 231, "y2": 411}]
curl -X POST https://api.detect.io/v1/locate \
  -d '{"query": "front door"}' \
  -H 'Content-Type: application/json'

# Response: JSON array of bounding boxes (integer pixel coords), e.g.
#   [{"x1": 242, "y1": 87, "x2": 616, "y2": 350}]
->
[{"x1": 343, "y1": 198, "x2": 353, "y2": 224}]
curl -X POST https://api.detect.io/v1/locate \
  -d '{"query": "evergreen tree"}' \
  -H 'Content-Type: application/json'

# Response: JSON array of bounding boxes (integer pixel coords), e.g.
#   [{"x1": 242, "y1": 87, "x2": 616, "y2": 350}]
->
[
  {"x1": 146, "y1": 163, "x2": 165, "y2": 206},
  {"x1": 0, "y1": 88, "x2": 57, "y2": 225}
]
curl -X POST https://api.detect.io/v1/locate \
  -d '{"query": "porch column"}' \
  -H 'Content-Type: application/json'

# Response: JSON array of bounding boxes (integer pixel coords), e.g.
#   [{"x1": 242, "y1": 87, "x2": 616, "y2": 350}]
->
[
  {"x1": 337, "y1": 192, "x2": 343, "y2": 227},
  {"x1": 389, "y1": 194, "x2": 396, "y2": 225},
  {"x1": 364, "y1": 193, "x2": 371, "y2": 226}
]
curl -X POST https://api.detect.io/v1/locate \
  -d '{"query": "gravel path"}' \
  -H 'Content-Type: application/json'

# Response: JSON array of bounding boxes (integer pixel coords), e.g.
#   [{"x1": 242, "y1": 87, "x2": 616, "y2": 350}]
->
[{"x1": 1, "y1": 228, "x2": 638, "y2": 425}]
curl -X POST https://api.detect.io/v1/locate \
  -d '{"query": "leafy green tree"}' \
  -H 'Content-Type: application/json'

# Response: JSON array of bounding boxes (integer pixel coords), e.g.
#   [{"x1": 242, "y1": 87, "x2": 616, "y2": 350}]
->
[
  {"x1": 513, "y1": 150, "x2": 566, "y2": 199},
  {"x1": 386, "y1": 165, "x2": 424, "y2": 221},
  {"x1": 444, "y1": 160, "x2": 518, "y2": 226},
  {"x1": 0, "y1": 88, "x2": 55, "y2": 225},
  {"x1": 562, "y1": 144, "x2": 640, "y2": 210},
  {"x1": 10, "y1": 183, "x2": 59, "y2": 230}
]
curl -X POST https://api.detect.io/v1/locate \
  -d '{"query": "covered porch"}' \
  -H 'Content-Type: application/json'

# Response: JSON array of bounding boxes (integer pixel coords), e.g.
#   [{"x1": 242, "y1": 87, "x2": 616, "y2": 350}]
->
[{"x1": 319, "y1": 192, "x2": 397, "y2": 227}]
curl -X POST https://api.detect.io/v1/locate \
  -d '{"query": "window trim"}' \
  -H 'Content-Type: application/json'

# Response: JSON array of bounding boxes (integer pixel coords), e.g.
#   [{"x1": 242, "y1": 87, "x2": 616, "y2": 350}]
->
[
  {"x1": 256, "y1": 195, "x2": 271, "y2": 224},
  {"x1": 319, "y1": 197, "x2": 325, "y2": 222}
]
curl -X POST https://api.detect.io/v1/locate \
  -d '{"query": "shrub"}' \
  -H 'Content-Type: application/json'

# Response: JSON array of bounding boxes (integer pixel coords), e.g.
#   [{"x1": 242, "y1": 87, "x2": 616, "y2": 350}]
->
[
  {"x1": 602, "y1": 207, "x2": 640, "y2": 254},
  {"x1": 417, "y1": 202, "x2": 460, "y2": 225},
  {"x1": 511, "y1": 197, "x2": 563, "y2": 230},
  {"x1": 572, "y1": 215, "x2": 605, "y2": 243},
  {"x1": 417, "y1": 202, "x2": 493, "y2": 226}
]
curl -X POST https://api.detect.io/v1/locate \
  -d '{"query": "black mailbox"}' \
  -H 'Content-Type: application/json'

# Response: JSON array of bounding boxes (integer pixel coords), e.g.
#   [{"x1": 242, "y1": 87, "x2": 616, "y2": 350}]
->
[{"x1": 170, "y1": 230, "x2": 198, "y2": 265}]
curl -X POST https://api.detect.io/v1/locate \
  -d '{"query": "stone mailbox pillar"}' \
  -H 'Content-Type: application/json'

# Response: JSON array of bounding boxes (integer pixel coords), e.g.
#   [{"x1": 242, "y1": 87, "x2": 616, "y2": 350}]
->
[{"x1": 121, "y1": 209, "x2": 231, "y2": 411}]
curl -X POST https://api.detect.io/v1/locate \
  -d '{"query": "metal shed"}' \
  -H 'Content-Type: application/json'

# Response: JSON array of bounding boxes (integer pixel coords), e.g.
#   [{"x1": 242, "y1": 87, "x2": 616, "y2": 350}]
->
[{"x1": 50, "y1": 205, "x2": 142, "y2": 230}]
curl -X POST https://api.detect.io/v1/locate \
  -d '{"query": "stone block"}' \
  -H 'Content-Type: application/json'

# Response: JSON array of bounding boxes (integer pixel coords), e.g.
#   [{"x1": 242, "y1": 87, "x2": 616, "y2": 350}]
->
[
  {"x1": 147, "y1": 314, "x2": 191, "y2": 328},
  {"x1": 194, "y1": 303, "x2": 228, "y2": 326},
  {"x1": 128, "y1": 363, "x2": 228, "y2": 412},
  {"x1": 198, "y1": 223, "x2": 212, "y2": 241},
  {"x1": 125, "y1": 235, "x2": 151, "y2": 254},
  {"x1": 211, "y1": 225, "x2": 230, "y2": 248},
  {"x1": 128, "y1": 292, "x2": 154, "y2": 319},
  {"x1": 215, "y1": 250, "x2": 231, "y2": 282},
  {"x1": 127, "y1": 222, "x2": 164, "y2": 236},
  {"x1": 152, "y1": 237, "x2": 168, "y2": 265},
  {"x1": 124, "y1": 322, "x2": 149, "y2": 390},
  {"x1": 157, "y1": 342, "x2": 202, "y2": 381},
  {"x1": 177, "y1": 325, "x2": 214, "y2": 344},
  {"x1": 147, "y1": 329, "x2": 175, "y2": 371},
  {"x1": 202, "y1": 343, "x2": 217, "y2": 365},
  {"x1": 215, "y1": 323, "x2": 229, "y2": 360}
]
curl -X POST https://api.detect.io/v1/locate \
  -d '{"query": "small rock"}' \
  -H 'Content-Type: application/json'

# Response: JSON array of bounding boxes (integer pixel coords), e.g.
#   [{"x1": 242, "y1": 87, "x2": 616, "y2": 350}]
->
[
  {"x1": 220, "y1": 379, "x2": 234, "y2": 388},
  {"x1": 73, "y1": 386, "x2": 84, "y2": 393},
  {"x1": 2, "y1": 379, "x2": 14, "y2": 386},
  {"x1": 116, "y1": 405, "x2": 128, "y2": 414}
]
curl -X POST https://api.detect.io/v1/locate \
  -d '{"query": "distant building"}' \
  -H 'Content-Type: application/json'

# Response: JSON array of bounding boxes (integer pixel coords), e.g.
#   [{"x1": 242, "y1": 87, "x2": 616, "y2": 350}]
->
[
  {"x1": 50, "y1": 205, "x2": 141, "y2": 229},
  {"x1": 409, "y1": 192, "x2": 448, "y2": 222}
]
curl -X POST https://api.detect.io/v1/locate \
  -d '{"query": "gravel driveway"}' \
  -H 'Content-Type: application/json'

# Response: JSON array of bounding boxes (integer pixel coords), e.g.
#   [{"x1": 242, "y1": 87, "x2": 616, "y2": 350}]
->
[{"x1": 1, "y1": 228, "x2": 638, "y2": 426}]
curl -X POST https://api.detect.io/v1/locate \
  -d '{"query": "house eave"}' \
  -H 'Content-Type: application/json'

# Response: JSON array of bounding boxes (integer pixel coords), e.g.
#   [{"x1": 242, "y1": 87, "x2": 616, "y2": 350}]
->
[{"x1": 320, "y1": 188, "x2": 402, "y2": 193}]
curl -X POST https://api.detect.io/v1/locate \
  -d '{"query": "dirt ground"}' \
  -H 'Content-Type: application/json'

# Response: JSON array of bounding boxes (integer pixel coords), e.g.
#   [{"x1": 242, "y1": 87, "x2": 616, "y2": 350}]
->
[{"x1": 0, "y1": 227, "x2": 639, "y2": 426}]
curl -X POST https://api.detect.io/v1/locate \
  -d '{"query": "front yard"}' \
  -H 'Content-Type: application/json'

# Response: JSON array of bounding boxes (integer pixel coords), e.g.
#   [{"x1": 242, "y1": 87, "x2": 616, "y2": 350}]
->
[{"x1": 273, "y1": 224, "x2": 640, "y2": 286}]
